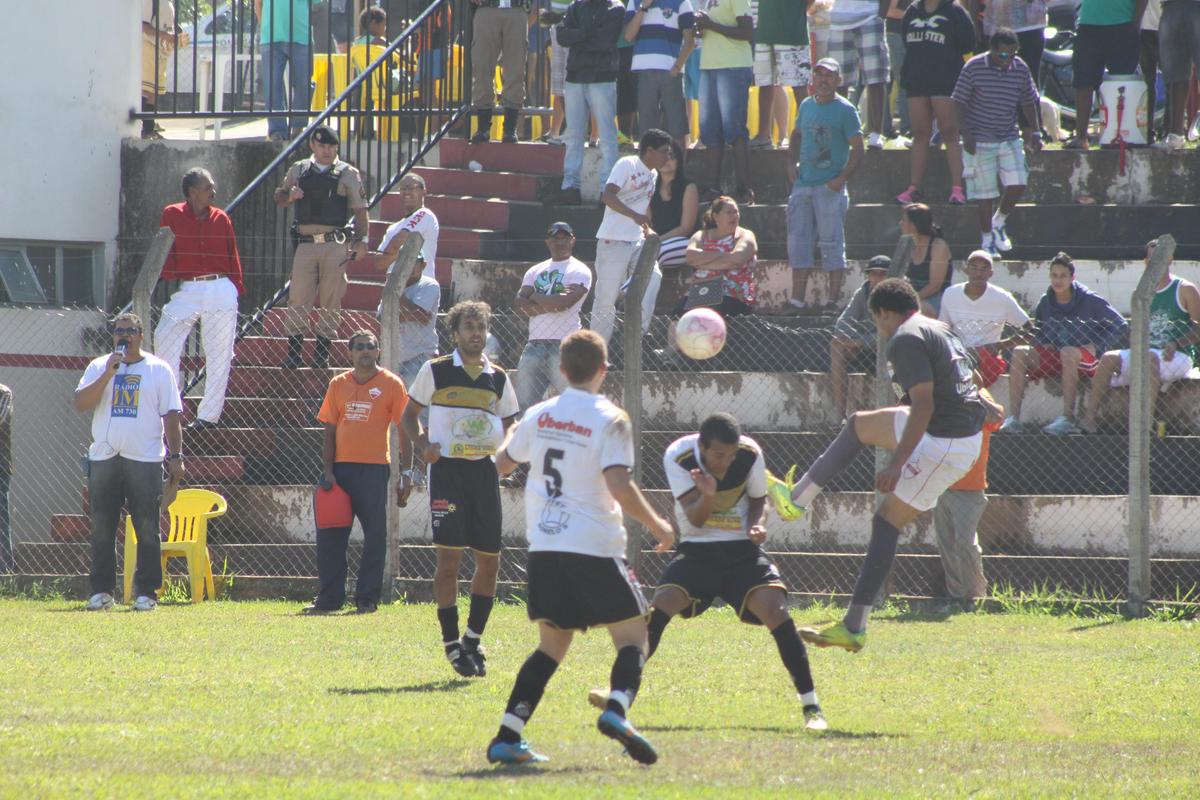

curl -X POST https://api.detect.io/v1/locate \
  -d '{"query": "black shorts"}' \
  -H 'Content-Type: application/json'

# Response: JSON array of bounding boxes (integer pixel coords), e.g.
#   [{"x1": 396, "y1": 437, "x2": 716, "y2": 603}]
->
[
  {"x1": 526, "y1": 551, "x2": 649, "y2": 631},
  {"x1": 901, "y1": 78, "x2": 959, "y2": 99},
  {"x1": 429, "y1": 458, "x2": 502, "y2": 555},
  {"x1": 1073, "y1": 23, "x2": 1139, "y2": 89},
  {"x1": 658, "y1": 540, "x2": 786, "y2": 625}
]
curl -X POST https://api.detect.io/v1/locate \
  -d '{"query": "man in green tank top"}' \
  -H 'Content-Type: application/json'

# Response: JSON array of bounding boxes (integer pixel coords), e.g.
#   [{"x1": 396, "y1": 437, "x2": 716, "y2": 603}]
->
[{"x1": 1080, "y1": 239, "x2": 1200, "y2": 434}]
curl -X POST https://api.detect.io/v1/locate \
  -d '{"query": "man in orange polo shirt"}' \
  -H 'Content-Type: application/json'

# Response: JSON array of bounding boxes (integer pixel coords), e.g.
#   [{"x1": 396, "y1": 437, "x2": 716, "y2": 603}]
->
[{"x1": 307, "y1": 330, "x2": 413, "y2": 614}]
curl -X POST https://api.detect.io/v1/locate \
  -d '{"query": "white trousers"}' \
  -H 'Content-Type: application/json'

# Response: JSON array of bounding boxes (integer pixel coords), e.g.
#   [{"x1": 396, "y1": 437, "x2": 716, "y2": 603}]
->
[
  {"x1": 591, "y1": 238, "x2": 661, "y2": 344},
  {"x1": 153, "y1": 278, "x2": 238, "y2": 423}
]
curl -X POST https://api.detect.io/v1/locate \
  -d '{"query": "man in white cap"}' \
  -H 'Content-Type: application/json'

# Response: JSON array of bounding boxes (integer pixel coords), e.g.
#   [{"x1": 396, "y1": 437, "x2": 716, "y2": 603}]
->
[{"x1": 937, "y1": 249, "x2": 1031, "y2": 387}]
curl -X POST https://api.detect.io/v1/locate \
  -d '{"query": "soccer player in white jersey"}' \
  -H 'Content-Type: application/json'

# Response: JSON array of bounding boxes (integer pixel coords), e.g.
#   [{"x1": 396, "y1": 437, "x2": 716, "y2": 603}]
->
[
  {"x1": 588, "y1": 413, "x2": 827, "y2": 730},
  {"x1": 486, "y1": 330, "x2": 675, "y2": 766}
]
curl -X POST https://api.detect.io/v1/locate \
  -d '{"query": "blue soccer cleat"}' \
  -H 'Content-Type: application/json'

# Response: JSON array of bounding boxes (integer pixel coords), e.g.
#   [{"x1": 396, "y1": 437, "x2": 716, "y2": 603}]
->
[
  {"x1": 486, "y1": 737, "x2": 549, "y2": 765},
  {"x1": 597, "y1": 710, "x2": 658, "y2": 765}
]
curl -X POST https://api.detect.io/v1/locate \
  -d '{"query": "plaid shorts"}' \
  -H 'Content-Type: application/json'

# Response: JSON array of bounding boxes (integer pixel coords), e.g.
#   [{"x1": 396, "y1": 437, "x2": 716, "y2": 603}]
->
[
  {"x1": 754, "y1": 44, "x2": 812, "y2": 87},
  {"x1": 963, "y1": 139, "x2": 1028, "y2": 200},
  {"x1": 550, "y1": 34, "x2": 567, "y2": 97},
  {"x1": 827, "y1": 17, "x2": 889, "y2": 87}
]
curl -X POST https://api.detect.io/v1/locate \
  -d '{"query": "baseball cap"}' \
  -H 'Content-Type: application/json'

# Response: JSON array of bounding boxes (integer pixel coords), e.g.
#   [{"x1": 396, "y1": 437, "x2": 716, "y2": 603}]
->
[
  {"x1": 966, "y1": 249, "x2": 994, "y2": 268},
  {"x1": 546, "y1": 221, "x2": 575, "y2": 236},
  {"x1": 814, "y1": 57, "x2": 841, "y2": 74},
  {"x1": 311, "y1": 125, "x2": 340, "y2": 145},
  {"x1": 866, "y1": 255, "x2": 891, "y2": 271}
]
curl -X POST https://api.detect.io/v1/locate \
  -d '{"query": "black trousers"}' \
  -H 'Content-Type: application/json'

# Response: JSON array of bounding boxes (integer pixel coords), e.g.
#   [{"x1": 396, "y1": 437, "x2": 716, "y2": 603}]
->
[
  {"x1": 316, "y1": 462, "x2": 390, "y2": 608},
  {"x1": 88, "y1": 456, "x2": 163, "y2": 598}
]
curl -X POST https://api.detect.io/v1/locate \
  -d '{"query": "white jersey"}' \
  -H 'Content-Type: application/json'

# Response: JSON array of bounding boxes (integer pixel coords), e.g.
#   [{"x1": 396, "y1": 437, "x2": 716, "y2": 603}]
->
[
  {"x1": 663, "y1": 433, "x2": 767, "y2": 543},
  {"x1": 379, "y1": 206, "x2": 440, "y2": 277},
  {"x1": 504, "y1": 388, "x2": 635, "y2": 558}
]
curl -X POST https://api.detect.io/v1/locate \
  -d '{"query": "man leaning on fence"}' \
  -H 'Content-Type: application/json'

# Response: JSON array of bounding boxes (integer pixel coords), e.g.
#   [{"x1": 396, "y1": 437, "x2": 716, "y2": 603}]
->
[
  {"x1": 154, "y1": 168, "x2": 244, "y2": 430},
  {"x1": 274, "y1": 125, "x2": 370, "y2": 370},
  {"x1": 74, "y1": 313, "x2": 184, "y2": 613}
]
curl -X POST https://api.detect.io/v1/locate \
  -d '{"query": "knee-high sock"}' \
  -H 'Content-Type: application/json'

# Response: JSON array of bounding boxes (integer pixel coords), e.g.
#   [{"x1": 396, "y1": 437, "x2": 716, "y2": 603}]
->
[
  {"x1": 770, "y1": 618, "x2": 817, "y2": 705},
  {"x1": 646, "y1": 608, "x2": 672, "y2": 659},
  {"x1": 605, "y1": 645, "x2": 646, "y2": 718},
  {"x1": 437, "y1": 605, "x2": 459, "y2": 648},
  {"x1": 497, "y1": 649, "x2": 560, "y2": 743},
  {"x1": 793, "y1": 419, "x2": 865, "y2": 507},
  {"x1": 844, "y1": 514, "x2": 902, "y2": 633},
  {"x1": 463, "y1": 592, "x2": 495, "y2": 648}
]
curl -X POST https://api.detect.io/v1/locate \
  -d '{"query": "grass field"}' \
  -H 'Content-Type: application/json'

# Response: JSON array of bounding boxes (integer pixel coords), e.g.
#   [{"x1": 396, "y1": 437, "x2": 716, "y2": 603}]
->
[{"x1": 0, "y1": 597, "x2": 1197, "y2": 799}]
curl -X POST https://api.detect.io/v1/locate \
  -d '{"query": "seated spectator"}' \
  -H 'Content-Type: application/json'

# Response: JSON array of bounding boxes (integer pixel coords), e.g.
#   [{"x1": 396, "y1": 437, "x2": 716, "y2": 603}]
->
[
  {"x1": 829, "y1": 255, "x2": 891, "y2": 424},
  {"x1": 1066, "y1": 0, "x2": 1142, "y2": 149},
  {"x1": 937, "y1": 249, "x2": 1031, "y2": 387},
  {"x1": 787, "y1": 57, "x2": 864, "y2": 311},
  {"x1": 999, "y1": 252, "x2": 1128, "y2": 435},
  {"x1": 828, "y1": 0, "x2": 891, "y2": 149},
  {"x1": 952, "y1": 28, "x2": 1041, "y2": 258},
  {"x1": 694, "y1": 0, "x2": 756, "y2": 204},
  {"x1": 680, "y1": 195, "x2": 758, "y2": 317},
  {"x1": 624, "y1": 0, "x2": 696, "y2": 151},
  {"x1": 514, "y1": 222, "x2": 594, "y2": 410},
  {"x1": 354, "y1": 6, "x2": 388, "y2": 47},
  {"x1": 900, "y1": 203, "x2": 952, "y2": 316},
  {"x1": 650, "y1": 140, "x2": 701, "y2": 268},
  {"x1": 895, "y1": 0, "x2": 974, "y2": 205},
  {"x1": 1157, "y1": 0, "x2": 1198, "y2": 150},
  {"x1": 1080, "y1": 239, "x2": 1200, "y2": 433}
]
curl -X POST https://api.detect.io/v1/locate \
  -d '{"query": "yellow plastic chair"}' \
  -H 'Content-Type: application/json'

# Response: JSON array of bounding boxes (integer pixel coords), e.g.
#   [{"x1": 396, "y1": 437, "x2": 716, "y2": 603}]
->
[
  {"x1": 350, "y1": 42, "x2": 413, "y2": 140},
  {"x1": 311, "y1": 53, "x2": 352, "y2": 138},
  {"x1": 124, "y1": 488, "x2": 227, "y2": 603}
]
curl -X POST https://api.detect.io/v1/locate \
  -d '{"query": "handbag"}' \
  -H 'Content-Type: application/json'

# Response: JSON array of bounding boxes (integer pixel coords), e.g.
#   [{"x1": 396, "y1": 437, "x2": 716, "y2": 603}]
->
[{"x1": 684, "y1": 276, "x2": 727, "y2": 310}]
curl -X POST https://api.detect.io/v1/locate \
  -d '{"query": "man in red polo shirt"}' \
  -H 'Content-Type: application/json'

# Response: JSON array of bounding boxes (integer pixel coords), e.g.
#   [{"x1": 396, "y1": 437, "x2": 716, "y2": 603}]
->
[{"x1": 154, "y1": 167, "x2": 244, "y2": 429}]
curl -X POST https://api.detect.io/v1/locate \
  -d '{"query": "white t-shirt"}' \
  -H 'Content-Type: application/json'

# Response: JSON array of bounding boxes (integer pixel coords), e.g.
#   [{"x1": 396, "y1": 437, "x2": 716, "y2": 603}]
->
[
  {"x1": 380, "y1": 206, "x2": 440, "y2": 277},
  {"x1": 504, "y1": 388, "x2": 635, "y2": 558},
  {"x1": 522, "y1": 257, "x2": 594, "y2": 341},
  {"x1": 595, "y1": 156, "x2": 658, "y2": 242},
  {"x1": 77, "y1": 353, "x2": 183, "y2": 462},
  {"x1": 408, "y1": 350, "x2": 520, "y2": 460},
  {"x1": 938, "y1": 282, "x2": 1030, "y2": 348},
  {"x1": 395, "y1": 275, "x2": 442, "y2": 363},
  {"x1": 663, "y1": 433, "x2": 767, "y2": 543}
]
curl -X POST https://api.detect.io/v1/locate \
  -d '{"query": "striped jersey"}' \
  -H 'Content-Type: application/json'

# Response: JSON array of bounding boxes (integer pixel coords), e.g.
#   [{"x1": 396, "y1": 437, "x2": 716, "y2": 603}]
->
[
  {"x1": 624, "y1": 0, "x2": 696, "y2": 72},
  {"x1": 951, "y1": 53, "x2": 1039, "y2": 143},
  {"x1": 663, "y1": 433, "x2": 767, "y2": 543},
  {"x1": 407, "y1": 350, "x2": 519, "y2": 461}
]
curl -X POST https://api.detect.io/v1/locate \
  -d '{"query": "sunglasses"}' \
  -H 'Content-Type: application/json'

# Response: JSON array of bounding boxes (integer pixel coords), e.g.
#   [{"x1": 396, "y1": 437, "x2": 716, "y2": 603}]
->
[
  {"x1": 112, "y1": 327, "x2": 141, "y2": 335},
  {"x1": 993, "y1": 51, "x2": 1015, "y2": 59},
  {"x1": 350, "y1": 342, "x2": 378, "y2": 351}
]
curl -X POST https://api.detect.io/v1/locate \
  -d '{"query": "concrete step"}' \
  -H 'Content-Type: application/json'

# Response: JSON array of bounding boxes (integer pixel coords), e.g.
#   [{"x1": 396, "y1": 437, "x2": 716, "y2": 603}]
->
[
  {"x1": 348, "y1": 252, "x2": 453, "y2": 286},
  {"x1": 438, "y1": 138, "x2": 565, "y2": 174},
  {"x1": 224, "y1": 366, "x2": 341, "y2": 398},
  {"x1": 379, "y1": 194, "x2": 510, "y2": 231},
  {"x1": 185, "y1": 396, "x2": 322, "y2": 428},
  {"x1": 413, "y1": 166, "x2": 542, "y2": 202},
  {"x1": 234, "y1": 336, "x2": 354, "y2": 368},
  {"x1": 50, "y1": 514, "x2": 90, "y2": 543},
  {"x1": 369, "y1": 221, "x2": 508, "y2": 260},
  {"x1": 259, "y1": 309, "x2": 380, "y2": 339}
]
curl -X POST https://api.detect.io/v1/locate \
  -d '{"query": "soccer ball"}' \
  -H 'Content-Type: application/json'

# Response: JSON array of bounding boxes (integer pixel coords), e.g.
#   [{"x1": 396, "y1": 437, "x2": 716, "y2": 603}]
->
[{"x1": 675, "y1": 308, "x2": 727, "y2": 360}]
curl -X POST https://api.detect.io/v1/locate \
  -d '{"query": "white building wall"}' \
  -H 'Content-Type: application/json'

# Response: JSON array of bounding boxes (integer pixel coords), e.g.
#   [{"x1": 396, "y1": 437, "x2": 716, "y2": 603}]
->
[{"x1": 0, "y1": 1, "x2": 140, "y2": 306}]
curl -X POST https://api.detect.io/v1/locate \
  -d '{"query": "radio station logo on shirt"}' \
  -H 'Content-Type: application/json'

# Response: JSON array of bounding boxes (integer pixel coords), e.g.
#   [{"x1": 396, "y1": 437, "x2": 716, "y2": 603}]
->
[
  {"x1": 110, "y1": 375, "x2": 141, "y2": 418},
  {"x1": 536, "y1": 412, "x2": 593, "y2": 438},
  {"x1": 345, "y1": 400, "x2": 372, "y2": 422}
]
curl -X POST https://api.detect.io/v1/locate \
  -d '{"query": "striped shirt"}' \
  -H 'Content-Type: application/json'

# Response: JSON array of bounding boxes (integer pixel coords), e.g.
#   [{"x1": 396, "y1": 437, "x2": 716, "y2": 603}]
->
[
  {"x1": 952, "y1": 53, "x2": 1040, "y2": 143},
  {"x1": 625, "y1": 0, "x2": 696, "y2": 71}
]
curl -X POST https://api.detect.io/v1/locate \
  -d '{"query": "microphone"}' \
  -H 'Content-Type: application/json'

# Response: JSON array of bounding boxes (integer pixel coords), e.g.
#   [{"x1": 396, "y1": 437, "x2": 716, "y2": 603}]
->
[{"x1": 115, "y1": 344, "x2": 127, "y2": 357}]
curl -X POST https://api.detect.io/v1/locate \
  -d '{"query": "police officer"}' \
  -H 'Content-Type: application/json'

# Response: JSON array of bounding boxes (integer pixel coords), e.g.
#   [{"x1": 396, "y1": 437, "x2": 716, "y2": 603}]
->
[{"x1": 273, "y1": 125, "x2": 370, "y2": 369}]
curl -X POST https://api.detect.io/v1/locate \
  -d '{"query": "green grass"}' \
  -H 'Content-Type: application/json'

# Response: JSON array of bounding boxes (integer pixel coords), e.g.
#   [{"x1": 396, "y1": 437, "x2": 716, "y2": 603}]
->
[{"x1": 0, "y1": 599, "x2": 1197, "y2": 799}]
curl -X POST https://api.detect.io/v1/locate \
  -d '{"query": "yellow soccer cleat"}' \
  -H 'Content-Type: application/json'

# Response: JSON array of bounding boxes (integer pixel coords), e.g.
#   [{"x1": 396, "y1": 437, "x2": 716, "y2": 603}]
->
[
  {"x1": 766, "y1": 465, "x2": 805, "y2": 522},
  {"x1": 799, "y1": 621, "x2": 867, "y2": 653}
]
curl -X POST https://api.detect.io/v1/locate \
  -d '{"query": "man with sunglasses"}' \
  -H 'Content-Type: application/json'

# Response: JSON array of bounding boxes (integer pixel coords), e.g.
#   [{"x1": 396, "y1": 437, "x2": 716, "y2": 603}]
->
[
  {"x1": 74, "y1": 313, "x2": 184, "y2": 612},
  {"x1": 308, "y1": 330, "x2": 413, "y2": 614}
]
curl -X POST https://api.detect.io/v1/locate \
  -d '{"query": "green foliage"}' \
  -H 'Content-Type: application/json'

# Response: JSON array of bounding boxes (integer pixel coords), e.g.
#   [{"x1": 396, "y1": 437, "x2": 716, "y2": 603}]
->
[{"x1": 0, "y1": 600, "x2": 1196, "y2": 798}]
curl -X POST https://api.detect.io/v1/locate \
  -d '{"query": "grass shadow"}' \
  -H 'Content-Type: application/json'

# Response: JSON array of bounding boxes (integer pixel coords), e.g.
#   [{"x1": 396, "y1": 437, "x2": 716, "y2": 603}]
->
[
  {"x1": 328, "y1": 679, "x2": 471, "y2": 696},
  {"x1": 1066, "y1": 618, "x2": 1120, "y2": 633},
  {"x1": 456, "y1": 765, "x2": 597, "y2": 780},
  {"x1": 640, "y1": 724, "x2": 795, "y2": 734}
]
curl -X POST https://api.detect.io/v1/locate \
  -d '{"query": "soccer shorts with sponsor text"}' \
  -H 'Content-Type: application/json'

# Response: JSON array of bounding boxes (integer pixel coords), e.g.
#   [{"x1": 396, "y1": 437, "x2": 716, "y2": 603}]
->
[
  {"x1": 890, "y1": 406, "x2": 982, "y2": 512},
  {"x1": 429, "y1": 457, "x2": 502, "y2": 555},
  {"x1": 658, "y1": 539, "x2": 786, "y2": 625},
  {"x1": 526, "y1": 551, "x2": 649, "y2": 631},
  {"x1": 754, "y1": 44, "x2": 812, "y2": 87},
  {"x1": 963, "y1": 139, "x2": 1028, "y2": 201}
]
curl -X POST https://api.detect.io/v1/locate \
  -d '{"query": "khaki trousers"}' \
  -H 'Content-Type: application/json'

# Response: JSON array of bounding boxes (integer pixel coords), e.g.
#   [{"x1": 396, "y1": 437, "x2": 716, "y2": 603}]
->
[
  {"x1": 470, "y1": 6, "x2": 528, "y2": 111},
  {"x1": 285, "y1": 241, "x2": 349, "y2": 339},
  {"x1": 932, "y1": 489, "x2": 989, "y2": 601}
]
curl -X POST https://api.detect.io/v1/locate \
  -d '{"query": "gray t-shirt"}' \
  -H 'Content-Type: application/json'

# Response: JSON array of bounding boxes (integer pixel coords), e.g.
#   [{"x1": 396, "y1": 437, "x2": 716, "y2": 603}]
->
[
  {"x1": 886, "y1": 314, "x2": 985, "y2": 439},
  {"x1": 395, "y1": 275, "x2": 441, "y2": 364}
]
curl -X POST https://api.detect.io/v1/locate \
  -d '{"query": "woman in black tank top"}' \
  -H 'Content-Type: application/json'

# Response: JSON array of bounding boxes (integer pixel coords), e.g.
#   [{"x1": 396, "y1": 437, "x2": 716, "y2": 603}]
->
[
  {"x1": 900, "y1": 203, "x2": 952, "y2": 316},
  {"x1": 650, "y1": 141, "x2": 699, "y2": 270}
]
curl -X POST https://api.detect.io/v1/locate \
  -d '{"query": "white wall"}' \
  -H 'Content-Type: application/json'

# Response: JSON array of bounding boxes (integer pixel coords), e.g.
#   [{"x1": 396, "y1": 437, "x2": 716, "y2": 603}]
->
[{"x1": 0, "y1": 1, "x2": 140, "y2": 306}]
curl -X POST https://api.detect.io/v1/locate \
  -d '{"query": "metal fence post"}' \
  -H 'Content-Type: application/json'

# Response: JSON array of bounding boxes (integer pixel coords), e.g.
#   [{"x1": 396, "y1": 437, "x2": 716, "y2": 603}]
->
[
  {"x1": 874, "y1": 235, "x2": 915, "y2": 480},
  {"x1": 622, "y1": 236, "x2": 661, "y2": 573},
  {"x1": 0, "y1": 384, "x2": 11, "y2": 575},
  {"x1": 130, "y1": 227, "x2": 175, "y2": 346},
  {"x1": 379, "y1": 233, "x2": 424, "y2": 601},
  {"x1": 1126, "y1": 234, "x2": 1174, "y2": 615}
]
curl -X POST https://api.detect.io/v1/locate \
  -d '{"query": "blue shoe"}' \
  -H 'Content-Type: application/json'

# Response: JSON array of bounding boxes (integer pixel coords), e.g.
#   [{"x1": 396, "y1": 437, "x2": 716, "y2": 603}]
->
[
  {"x1": 486, "y1": 737, "x2": 548, "y2": 765},
  {"x1": 597, "y1": 710, "x2": 658, "y2": 765}
]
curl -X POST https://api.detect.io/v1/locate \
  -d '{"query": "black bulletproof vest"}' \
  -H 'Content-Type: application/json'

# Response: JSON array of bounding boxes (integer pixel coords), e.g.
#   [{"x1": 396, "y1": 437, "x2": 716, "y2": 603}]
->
[{"x1": 294, "y1": 161, "x2": 350, "y2": 226}]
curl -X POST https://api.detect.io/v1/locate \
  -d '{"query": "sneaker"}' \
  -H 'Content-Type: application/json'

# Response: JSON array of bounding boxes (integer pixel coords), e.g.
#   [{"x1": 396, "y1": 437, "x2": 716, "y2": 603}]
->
[
  {"x1": 803, "y1": 704, "x2": 828, "y2": 731},
  {"x1": 587, "y1": 688, "x2": 608, "y2": 710},
  {"x1": 948, "y1": 186, "x2": 967, "y2": 204},
  {"x1": 992, "y1": 223, "x2": 1013, "y2": 252},
  {"x1": 354, "y1": 601, "x2": 378, "y2": 614},
  {"x1": 997, "y1": 416, "x2": 1024, "y2": 434},
  {"x1": 1155, "y1": 133, "x2": 1186, "y2": 151},
  {"x1": 187, "y1": 418, "x2": 219, "y2": 430},
  {"x1": 895, "y1": 185, "x2": 920, "y2": 204},
  {"x1": 487, "y1": 737, "x2": 549, "y2": 765},
  {"x1": 469, "y1": 130, "x2": 491, "y2": 144},
  {"x1": 798, "y1": 621, "x2": 866, "y2": 652},
  {"x1": 766, "y1": 465, "x2": 804, "y2": 522},
  {"x1": 786, "y1": 298, "x2": 809, "y2": 312},
  {"x1": 1042, "y1": 415, "x2": 1081, "y2": 436},
  {"x1": 501, "y1": 133, "x2": 519, "y2": 144},
  {"x1": 866, "y1": 132, "x2": 884, "y2": 150},
  {"x1": 546, "y1": 134, "x2": 566, "y2": 145},
  {"x1": 463, "y1": 641, "x2": 488, "y2": 677},
  {"x1": 597, "y1": 709, "x2": 658, "y2": 765},
  {"x1": 617, "y1": 131, "x2": 635, "y2": 148},
  {"x1": 131, "y1": 595, "x2": 157, "y2": 612},
  {"x1": 85, "y1": 592, "x2": 114, "y2": 611},
  {"x1": 749, "y1": 137, "x2": 775, "y2": 150},
  {"x1": 447, "y1": 641, "x2": 478, "y2": 677},
  {"x1": 300, "y1": 603, "x2": 338, "y2": 615},
  {"x1": 980, "y1": 233, "x2": 1001, "y2": 260}
]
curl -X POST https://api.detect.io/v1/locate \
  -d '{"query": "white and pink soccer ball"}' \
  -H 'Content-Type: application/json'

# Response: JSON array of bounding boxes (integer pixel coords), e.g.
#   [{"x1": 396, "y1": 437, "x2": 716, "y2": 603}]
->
[{"x1": 675, "y1": 308, "x2": 727, "y2": 360}]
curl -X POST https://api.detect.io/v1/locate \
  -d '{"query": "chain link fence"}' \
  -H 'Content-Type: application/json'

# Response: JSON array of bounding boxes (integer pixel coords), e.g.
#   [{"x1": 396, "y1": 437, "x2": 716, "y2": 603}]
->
[{"x1": 1, "y1": 237, "x2": 1198, "y2": 608}]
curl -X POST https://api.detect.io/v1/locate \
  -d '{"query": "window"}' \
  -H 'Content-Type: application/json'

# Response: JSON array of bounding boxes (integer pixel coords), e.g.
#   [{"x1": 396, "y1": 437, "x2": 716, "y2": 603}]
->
[{"x1": 0, "y1": 242, "x2": 101, "y2": 307}]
